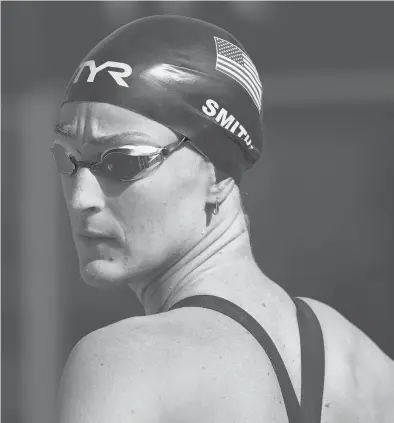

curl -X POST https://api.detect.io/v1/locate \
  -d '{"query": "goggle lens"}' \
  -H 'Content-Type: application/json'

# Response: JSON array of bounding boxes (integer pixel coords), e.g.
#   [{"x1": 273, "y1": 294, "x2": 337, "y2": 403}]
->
[
  {"x1": 92, "y1": 151, "x2": 143, "y2": 181},
  {"x1": 51, "y1": 143, "x2": 77, "y2": 176}
]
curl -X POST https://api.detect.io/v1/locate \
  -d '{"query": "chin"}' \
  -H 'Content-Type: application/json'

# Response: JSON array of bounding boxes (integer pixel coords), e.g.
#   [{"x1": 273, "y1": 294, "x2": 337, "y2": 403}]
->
[{"x1": 80, "y1": 258, "x2": 130, "y2": 290}]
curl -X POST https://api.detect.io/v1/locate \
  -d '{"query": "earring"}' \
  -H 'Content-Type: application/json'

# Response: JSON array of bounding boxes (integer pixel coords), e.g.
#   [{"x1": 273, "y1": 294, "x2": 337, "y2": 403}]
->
[{"x1": 213, "y1": 198, "x2": 220, "y2": 215}]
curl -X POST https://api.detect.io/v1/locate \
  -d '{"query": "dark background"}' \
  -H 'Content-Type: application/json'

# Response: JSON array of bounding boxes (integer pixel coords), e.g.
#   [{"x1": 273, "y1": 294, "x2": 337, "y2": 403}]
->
[{"x1": 2, "y1": 2, "x2": 394, "y2": 423}]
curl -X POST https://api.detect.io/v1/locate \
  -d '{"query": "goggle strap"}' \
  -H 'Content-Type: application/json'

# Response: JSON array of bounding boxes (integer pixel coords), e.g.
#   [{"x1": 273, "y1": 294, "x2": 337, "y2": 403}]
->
[
  {"x1": 138, "y1": 136, "x2": 187, "y2": 169},
  {"x1": 162, "y1": 136, "x2": 188, "y2": 157}
]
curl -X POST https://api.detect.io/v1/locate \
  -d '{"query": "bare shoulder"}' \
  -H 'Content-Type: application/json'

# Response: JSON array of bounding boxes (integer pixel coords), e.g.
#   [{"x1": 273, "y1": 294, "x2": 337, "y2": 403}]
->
[
  {"x1": 56, "y1": 312, "x2": 224, "y2": 423},
  {"x1": 57, "y1": 310, "x2": 286, "y2": 423},
  {"x1": 56, "y1": 314, "x2": 185, "y2": 423},
  {"x1": 299, "y1": 297, "x2": 394, "y2": 421}
]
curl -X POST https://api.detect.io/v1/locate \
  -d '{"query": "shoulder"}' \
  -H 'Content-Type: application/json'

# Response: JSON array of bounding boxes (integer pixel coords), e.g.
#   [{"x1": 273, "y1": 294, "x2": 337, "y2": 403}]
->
[
  {"x1": 56, "y1": 312, "x2": 220, "y2": 423},
  {"x1": 57, "y1": 309, "x2": 284, "y2": 423},
  {"x1": 56, "y1": 314, "x2": 186, "y2": 423}
]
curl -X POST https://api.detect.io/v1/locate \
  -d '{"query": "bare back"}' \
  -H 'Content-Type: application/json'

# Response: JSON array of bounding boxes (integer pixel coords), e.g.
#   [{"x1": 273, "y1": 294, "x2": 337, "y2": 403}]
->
[
  {"x1": 57, "y1": 295, "x2": 394, "y2": 423},
  {"x1": 149, "y1": 297, "x2": 394, "y2": 423}
]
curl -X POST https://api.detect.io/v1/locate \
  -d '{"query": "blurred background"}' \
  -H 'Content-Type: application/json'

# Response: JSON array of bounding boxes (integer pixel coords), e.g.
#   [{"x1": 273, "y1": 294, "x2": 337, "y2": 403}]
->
[{"x1": 2, "y1": 2, "x2": 394, "y2": 423}]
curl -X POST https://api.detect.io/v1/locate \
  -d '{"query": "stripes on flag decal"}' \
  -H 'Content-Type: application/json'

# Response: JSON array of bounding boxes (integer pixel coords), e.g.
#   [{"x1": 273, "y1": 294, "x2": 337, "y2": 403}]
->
[{"x1": 214, "y1": 37, "x2": 262, "y2": 112}]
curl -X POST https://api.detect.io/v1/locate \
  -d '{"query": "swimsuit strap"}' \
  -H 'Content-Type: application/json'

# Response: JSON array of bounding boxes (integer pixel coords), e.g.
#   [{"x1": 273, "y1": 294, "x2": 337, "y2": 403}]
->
[
  {"x1": 293, "y1": 297, "x2": 325, "y2": 423},
  {"x1": 170, "y1": 295, "x2": 301, "y2": 423}
]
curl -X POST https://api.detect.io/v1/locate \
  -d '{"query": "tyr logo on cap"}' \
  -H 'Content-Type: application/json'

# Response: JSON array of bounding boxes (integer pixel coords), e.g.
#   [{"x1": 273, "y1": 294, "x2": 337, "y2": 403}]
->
[{"x1": 73, "y1": 60, "x2": 132, "y2": 87}]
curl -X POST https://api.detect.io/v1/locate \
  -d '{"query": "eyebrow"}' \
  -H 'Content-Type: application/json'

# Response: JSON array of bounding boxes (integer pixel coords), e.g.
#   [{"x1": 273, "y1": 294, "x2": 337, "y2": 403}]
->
[{"x1": 53, "y1": 123, "x2": 160, "y2": 146}]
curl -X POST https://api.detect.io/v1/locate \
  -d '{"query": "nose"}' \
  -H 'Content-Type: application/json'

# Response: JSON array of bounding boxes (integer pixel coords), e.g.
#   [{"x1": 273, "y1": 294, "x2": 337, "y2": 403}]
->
[{"x1": 63, "y1": 167, "x2": 105, "y2": 215}]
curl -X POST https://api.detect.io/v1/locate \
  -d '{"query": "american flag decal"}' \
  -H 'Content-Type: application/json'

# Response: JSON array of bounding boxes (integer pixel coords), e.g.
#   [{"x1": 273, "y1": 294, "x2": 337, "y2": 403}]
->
[{"x1": 214, "y1": 37, "x2": 262, "y2": 112}]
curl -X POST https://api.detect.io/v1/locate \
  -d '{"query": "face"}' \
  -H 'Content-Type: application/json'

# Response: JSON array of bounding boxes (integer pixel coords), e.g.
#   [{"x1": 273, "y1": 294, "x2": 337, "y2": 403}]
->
[{"x1": 55, "y1": 102, "x2": 210, "y2": 292}]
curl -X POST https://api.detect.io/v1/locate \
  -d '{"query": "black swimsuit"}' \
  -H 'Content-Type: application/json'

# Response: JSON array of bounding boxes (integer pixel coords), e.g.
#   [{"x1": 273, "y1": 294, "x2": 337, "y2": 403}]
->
[{"x1": 170, "y1": 295, "x2": 325, "y2": 423}]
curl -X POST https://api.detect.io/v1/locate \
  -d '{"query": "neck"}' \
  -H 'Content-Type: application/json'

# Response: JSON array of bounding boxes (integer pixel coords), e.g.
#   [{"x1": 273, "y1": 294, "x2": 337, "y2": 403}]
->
[{"x1": 134, "y1": 209, "x2": 257, "y2": 315}]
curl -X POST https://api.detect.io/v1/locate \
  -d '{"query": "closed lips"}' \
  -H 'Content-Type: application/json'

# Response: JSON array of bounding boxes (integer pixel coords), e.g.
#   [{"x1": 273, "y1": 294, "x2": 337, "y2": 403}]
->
[{"x1": 78, "y1": 231, "x2": 115, "y2": 239}]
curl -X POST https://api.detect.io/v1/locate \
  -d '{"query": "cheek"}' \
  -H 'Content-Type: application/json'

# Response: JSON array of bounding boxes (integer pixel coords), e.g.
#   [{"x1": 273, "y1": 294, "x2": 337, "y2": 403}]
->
[{"x1": 110, "y1": 169, "x2": 205, "y2": 253}]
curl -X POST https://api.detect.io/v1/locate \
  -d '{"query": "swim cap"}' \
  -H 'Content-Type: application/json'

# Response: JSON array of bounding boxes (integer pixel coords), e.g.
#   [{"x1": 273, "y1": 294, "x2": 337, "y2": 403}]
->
[{"x1": 62, "y1": 15, "x2": 263, "y2": 184}]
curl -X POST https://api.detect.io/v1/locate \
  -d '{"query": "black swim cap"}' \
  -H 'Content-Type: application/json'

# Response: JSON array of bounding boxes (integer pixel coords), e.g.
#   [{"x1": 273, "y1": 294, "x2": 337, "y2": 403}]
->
[{"x1": 62, "y1": 15, "x2": 263, "y2": 184}]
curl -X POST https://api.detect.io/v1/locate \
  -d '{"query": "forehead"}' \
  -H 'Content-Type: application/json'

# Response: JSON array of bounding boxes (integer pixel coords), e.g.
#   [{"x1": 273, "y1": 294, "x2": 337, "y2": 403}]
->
[{"x1": 57, "y1": 102, "x2": 177, "y2": 147}]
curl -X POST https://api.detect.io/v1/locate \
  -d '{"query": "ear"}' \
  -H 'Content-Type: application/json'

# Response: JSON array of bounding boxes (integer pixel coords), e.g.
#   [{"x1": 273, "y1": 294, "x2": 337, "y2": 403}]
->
[{"x1": 206, "y1": 174, "x2": 236, "y2": 207}]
